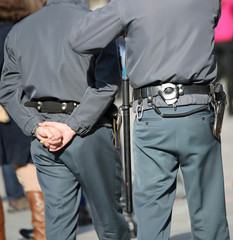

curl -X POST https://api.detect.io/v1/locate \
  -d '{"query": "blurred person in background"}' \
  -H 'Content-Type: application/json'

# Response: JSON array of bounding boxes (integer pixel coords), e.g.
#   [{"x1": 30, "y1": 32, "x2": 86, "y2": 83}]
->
[
  {"x1": 214, "y1": 0, "x2": 233, "y2": 115},
  {"x1": 1, "y1": 164, "x2": 29, "y2": 213},
  {"x1": 0, "y1": 193, "x2": 5, "y2": 239},
  {"x1": 0, "y1": 0, "x2": 47, "y2": 239}
]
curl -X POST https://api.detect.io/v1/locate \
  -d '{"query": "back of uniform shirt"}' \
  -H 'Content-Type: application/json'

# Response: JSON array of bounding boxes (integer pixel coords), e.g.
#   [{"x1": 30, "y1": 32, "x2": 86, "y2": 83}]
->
[
  {"x1": 8, "y1": 2, "x2": 92, "y2": 102},
  {"x1": 121, "y1": 0, "x2": 221, "y2": 87},
  {"x1": 69, "y1": 0, "x2": 221, "y2": 88}
]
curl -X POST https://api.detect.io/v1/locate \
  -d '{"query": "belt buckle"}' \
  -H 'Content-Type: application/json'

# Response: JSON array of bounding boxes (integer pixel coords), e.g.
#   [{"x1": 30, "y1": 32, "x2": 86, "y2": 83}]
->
[{"x1": 158, "y1": 83, "x2": 183, "y2": 105}]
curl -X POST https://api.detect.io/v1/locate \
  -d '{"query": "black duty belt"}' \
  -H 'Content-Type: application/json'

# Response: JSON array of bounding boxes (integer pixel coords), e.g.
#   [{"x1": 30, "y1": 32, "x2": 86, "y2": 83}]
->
[
  {"x1": 24, "y1": 100, "x2": 79, "y2": 114},
  {"x1": 133, "y1": 83, "x2": 210, "y2": 105}
]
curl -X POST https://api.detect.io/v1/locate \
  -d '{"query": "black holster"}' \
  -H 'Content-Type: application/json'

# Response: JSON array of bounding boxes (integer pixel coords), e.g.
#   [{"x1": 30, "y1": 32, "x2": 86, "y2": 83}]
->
[
  {"x1": 105, "y1": 104, "x2": 122, "y2": 149},
  {"x1": 210, "y1": 82, "x2": 227, "y2": 139}
]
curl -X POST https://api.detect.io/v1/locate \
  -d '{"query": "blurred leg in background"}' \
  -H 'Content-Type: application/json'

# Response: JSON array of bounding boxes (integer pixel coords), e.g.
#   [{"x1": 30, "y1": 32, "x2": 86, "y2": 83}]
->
[
  {"x1": 15, "y1": 163, "x2": 46, "y2": 240},
  {"x1": 0, "y1": 113, "x2": 46, "y2": 240},
  {"x1": 0, "y1": 197, "x2": 6, "y2": 240},
  {"x1": 2, "y1": 164, "x2": 29, "y2": 213}
]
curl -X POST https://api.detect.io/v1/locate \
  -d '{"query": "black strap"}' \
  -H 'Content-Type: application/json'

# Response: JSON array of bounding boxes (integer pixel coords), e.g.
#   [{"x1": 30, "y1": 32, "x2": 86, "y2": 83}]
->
[
  {"x1": 134, "y1": 84, "x2": 210, "y2": 100},
  {"x1": 24, "y1": 101, "x2": 79, "y2": 114}
]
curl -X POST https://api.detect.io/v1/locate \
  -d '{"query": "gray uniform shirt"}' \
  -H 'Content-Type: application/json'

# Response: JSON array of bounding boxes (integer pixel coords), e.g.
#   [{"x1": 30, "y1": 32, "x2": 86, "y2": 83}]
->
[
  {"x1": 69, "y1": 0, "x2": 221, "y2": 89},
  {"x1": 0, "y1": 0, "x2": 121, "y2": 136}
]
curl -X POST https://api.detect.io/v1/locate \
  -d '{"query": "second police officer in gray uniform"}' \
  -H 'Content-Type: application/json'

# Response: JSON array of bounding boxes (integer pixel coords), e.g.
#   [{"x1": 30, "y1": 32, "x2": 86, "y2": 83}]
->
[
  {"x1": 0, "y1": 0, "x2": 130, "y2": 239},
  {"x1": 68, "y1": 0, "x2": 230, "y2": 239}
]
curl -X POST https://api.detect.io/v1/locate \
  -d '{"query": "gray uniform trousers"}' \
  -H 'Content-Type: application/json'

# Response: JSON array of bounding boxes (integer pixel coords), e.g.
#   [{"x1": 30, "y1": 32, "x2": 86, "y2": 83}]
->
[
  {"x1": 133, "y1": 105, "x2": 229, "y2": 240},
  {"x1": 31, "y1": 126, "x2": 130, "y2": 240}
]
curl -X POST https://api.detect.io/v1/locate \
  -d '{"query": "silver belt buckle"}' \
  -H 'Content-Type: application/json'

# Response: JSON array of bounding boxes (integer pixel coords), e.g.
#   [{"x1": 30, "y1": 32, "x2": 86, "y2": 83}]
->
[{"x1": 158, "y1": 83, "x2": 183, "y2": 105}]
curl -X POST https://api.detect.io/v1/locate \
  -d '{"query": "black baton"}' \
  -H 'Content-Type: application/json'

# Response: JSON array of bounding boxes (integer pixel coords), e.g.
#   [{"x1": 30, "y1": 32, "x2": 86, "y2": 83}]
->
[{"x1": 122, "y1": 78, "x2": 133, "y2": 213}]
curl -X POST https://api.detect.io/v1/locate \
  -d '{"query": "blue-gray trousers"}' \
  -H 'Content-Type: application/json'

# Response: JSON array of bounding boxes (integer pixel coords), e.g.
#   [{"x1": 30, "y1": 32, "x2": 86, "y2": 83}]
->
[
  {"x1": 31, "y1": 126, "x2": 130, "y2": 240},
  {"x1": 133, "y1": 105, "x2": 229, "y2": 240}
]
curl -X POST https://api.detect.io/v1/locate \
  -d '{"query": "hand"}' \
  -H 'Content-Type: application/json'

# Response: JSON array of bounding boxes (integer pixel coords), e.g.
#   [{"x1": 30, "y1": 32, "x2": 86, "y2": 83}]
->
[
  {"x1": 35, "y1": 126, "x2": 63, "y2": 149},
  {"x1": 38, "y1": 122, "x2": 76, "y2": 152}
]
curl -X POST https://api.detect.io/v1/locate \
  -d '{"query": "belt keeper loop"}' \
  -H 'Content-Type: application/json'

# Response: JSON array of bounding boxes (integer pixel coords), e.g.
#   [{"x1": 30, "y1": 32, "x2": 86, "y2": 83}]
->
[{"x1": 147, "y1": 87, "x2": 153, "y2": 107}]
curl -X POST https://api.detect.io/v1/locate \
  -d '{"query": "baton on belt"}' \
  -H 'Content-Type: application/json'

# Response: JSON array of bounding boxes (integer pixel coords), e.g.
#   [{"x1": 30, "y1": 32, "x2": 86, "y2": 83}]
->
[{"x1": 122, "y1": 78, "x2": 133, "y2": 213}]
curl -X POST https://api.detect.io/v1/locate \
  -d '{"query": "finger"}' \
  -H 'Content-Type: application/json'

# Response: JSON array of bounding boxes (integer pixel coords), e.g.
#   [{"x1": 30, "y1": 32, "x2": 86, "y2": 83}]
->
[
  {"x1": 40, "y1": 141, "x2": 50, "y2": 148},
  {"x1": 38, "y1": 135, "x2": 49, "y2": 141},
  {"x1": 37, "y1": 127, "x2": 52, "y2": 139},
  {"x1": 41, "y1": 138, "x2": 62, "y2": 147},
  {"x1": 47, "y1": 139, "x2": 62, "y2": 146},
  {"x1": 49, "y1": 145, "x2": 63, "y2": 152},
  {"x1": 50, "y1": 133, "x2": 63, "y2": 141},
  {"x1": 39, "y1": 122, "x2": 51, "y2": 126},
  {"x1": 39, "y1": 122, "x2": 58, "y2": 128}
]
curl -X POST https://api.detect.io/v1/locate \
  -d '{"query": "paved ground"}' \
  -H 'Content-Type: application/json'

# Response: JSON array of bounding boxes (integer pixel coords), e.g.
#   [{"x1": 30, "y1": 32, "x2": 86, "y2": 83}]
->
[{"x1": 1, "y1": 104, "x2": 233, "y2": 240}]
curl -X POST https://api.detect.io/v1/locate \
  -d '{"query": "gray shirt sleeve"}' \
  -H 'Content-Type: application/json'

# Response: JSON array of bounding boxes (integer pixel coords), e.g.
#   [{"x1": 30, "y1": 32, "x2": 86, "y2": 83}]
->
[
  {"x1": 69, "y1": 0, "x2": 124, "y2": 54},
  {"x1": 65, "y1": 40, "x2": 122, "y2": 136},
  {"x1": 0, "y1": 34, "x2": 43, "y2": 136},
  {"x1": 0, "y1": 32, "x2": 122, "y2": 137}
]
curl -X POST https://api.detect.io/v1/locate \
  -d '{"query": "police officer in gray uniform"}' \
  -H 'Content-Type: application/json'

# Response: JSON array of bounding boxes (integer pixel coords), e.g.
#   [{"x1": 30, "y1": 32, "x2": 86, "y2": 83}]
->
[
  {"x1": 0, "y1": 0, "x2": 130, "y2": 239},
  {"x1": 68, "y1": 0, "x2": 230, "y2": 239}
]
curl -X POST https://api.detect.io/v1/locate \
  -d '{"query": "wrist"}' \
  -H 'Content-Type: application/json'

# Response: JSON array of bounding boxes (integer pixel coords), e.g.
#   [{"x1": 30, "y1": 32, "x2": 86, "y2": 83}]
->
[{"x1": 32, "y1": 124, "x2": 39, "y2": 136}]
